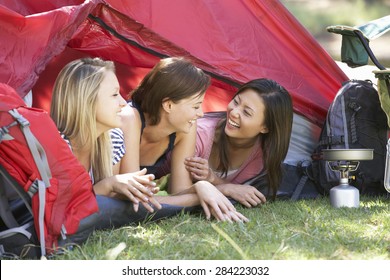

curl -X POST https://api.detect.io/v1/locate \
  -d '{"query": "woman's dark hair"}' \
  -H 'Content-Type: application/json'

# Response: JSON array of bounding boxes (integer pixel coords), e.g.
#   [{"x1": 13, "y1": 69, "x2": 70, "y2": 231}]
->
[
  {"x1": 130, "y1": 57, "x2": 210, "y2": 125},
  {"x1": 216, "y1": 78, "x2": 293, "y2": 199}
]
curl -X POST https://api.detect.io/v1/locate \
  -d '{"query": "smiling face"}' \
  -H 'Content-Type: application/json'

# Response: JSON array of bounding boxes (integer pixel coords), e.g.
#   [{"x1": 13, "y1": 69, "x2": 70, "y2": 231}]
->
[
  {"x1": 165, "y1": 92, "x2": 205, "y2": 133},
  {"x1": 95, "y1": 70, "x2": 126, "y2": 135},
  {"x1": 225, "y1": 89, "x2": 268, "y2": 139}
]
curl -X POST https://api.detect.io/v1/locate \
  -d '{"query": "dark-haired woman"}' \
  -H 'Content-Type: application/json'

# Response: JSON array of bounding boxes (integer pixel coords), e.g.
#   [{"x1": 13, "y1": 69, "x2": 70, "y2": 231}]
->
[{"x1": 184, "y1": 78, "x2": 293, "y2": 207}]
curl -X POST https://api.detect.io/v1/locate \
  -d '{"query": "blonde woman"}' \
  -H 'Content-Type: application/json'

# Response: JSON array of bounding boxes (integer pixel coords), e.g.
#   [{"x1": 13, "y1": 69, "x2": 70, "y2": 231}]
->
[{"x1": 51, "y1": 57, "x2": 185, "y2": 230}]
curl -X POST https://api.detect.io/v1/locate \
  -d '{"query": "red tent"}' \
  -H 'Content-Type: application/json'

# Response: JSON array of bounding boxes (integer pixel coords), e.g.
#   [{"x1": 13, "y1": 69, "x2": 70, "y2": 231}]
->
[{"x1": 0, "y1": 0, "x2": 348, "y2": 126}]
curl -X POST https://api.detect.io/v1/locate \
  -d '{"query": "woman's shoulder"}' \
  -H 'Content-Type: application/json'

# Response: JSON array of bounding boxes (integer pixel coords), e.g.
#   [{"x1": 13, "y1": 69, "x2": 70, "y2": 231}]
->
[
  {"x1": 119, "y1": 103, "x2": 143, "y2": 134},
  {"x1": 121, "y1": 103, "x2": 141, "y2": 121}
]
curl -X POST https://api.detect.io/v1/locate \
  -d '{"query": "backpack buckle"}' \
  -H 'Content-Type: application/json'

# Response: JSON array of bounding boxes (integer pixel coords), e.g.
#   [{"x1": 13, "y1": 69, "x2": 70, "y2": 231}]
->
[
  {"x1": 8, "y1": 109, "x2": 30, "y2": 128},
  {"x1": 0, "y1": 121, "x2": 18, "y2": 142},
  {"x1": 27, "y1": 180, "x2": 40, "y2": 197}
]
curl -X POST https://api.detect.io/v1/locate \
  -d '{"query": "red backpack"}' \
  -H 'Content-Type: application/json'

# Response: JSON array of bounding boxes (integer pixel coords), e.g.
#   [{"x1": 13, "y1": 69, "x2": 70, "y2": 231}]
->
[{"x1": 0, "y1": 83, "x2": 98, "y2": 258}]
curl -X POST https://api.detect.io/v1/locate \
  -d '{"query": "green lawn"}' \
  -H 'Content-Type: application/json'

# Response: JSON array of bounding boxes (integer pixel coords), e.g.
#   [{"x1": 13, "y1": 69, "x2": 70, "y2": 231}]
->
[{"x1": 53, "y1": 196, "x2": 390, "y2": 260}]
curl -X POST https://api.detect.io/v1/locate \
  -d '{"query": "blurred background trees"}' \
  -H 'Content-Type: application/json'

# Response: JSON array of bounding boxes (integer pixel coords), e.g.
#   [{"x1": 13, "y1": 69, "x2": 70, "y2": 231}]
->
[{"x1": 280, "y1": 0, "x2": 390, "y2": 66}]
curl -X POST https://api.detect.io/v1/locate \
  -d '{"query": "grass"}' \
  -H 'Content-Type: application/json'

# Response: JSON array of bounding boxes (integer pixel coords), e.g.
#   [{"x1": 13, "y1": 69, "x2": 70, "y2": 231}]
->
[{"x1": 52, "y1": 196, "x2": 390, "y2": 260}]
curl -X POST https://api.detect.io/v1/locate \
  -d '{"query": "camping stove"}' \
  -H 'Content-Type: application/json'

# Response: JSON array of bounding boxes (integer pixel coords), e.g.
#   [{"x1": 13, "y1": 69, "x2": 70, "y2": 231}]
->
[{"x1": 323, "y1": 149, "x2": 373, "y2": 208}]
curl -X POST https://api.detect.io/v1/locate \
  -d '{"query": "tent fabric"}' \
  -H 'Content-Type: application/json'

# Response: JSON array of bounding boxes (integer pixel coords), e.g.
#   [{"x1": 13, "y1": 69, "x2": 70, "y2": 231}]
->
[
  {"x1": 0, "y1": 0, "x2": 97, "y2": 98},
  {"x1": 0, "y1": 0, "x2": 348, "y2": 126},
  {"x1": 84, "y1": 0, "x2": 349, "y2": 125}
]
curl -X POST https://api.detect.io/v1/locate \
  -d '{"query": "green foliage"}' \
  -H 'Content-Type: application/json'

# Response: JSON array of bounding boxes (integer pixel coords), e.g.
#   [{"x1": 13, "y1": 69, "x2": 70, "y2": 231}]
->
[
  {"x1": 53, "y1": 196, "x2": 390, "y2": 260},
  {"x1": 280, "y1": 0, "x2": 390, "y2": 77},
  {"x1": 281, "y1": 0, "x2": 390, "y2": 37}
]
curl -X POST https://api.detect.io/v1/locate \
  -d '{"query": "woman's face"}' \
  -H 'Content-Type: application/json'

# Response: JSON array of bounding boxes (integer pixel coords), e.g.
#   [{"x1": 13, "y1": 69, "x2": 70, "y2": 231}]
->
[
  {"x1": 167, "y1": 92, "x2": 205, "y2": 133},
  {"x1": 95, "y1": 70, "x2": 126, "y2": 134},
  {"x1": 225, "y1": 89, "x2": 268, "y2": 139}
]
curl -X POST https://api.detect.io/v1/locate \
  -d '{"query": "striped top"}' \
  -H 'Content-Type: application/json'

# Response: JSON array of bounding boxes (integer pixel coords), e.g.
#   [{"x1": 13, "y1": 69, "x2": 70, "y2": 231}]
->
[
  {"x1": 110, "y1": 128, "x2": 126, "y2": 165},
  {"x1": 60, "y1": 130, "x2": 124, "y2": 166},
  {"x1": 61, "y1": 130, "x2": 125, "y2": 183}
]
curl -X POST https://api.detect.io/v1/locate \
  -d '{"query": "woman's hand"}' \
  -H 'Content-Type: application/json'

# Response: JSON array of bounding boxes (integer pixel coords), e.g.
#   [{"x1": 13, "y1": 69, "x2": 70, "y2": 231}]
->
[
  {"x1": 193, "y1": 180, "x2": 248, "y2": 223},
  {"x1": 218, "y1": 184, "x2": 266, "y2": 208},
  {"x1": 185, "y1": 156, "x2": 216, "y2": 183},
  {"x1": 210, "y1": 208, "x2": 249, "y2": 223},
  {"x1": 110, "y1": 168, "x2": 162, "y2": 213}
]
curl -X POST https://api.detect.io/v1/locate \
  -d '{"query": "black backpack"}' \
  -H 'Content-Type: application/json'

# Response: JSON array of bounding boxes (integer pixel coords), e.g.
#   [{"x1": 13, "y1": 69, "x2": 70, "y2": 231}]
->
[{"x1": 312, "y1": 79, "x2": 389, "y2": 196}]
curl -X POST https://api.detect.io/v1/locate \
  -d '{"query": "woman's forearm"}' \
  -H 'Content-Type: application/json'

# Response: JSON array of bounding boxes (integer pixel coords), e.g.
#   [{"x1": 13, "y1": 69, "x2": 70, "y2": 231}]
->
[
  {"x1": 215, "y1": 183, "x2": 232, "y2": 197},
  {"x1": 92, "y1": 177, "x2": 113, "y2": 196},
  {"x1": 209, "y1": 173, "x2": 228, "y2": 185},
  {"x1": 155, "y1": 193, "x2": 199, "y2": 207}
]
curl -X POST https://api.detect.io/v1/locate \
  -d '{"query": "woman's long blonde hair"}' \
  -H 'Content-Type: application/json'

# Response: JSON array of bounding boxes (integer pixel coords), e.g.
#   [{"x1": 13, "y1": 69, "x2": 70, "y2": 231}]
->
[{"x1": 50, "y1": 57, "x2": 115, "y2": 183}]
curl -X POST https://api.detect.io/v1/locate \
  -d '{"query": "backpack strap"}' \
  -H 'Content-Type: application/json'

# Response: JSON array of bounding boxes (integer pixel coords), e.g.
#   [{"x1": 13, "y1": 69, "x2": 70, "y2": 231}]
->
[
  {"x1": 340, "y1": 93, "x2": 350, "y2": 149},
  {"x1": 8, "y1": 109, "x2": 52, "y2": 258},
  {"x1": 290, "y1": 174, "x2": 308, "y2": 201},
  {"x1": 348, "y1": 101, "x2": 362, "y2": 144},
  {"x1": 0, "y1": 221, "x2": 33, "y2": 240},
  {"x1": 8, "y1": 110, "x2": 52, "y2": 186},
  {"x1": 290, "y1": 161, "x2": 311, "y2": 201}
]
